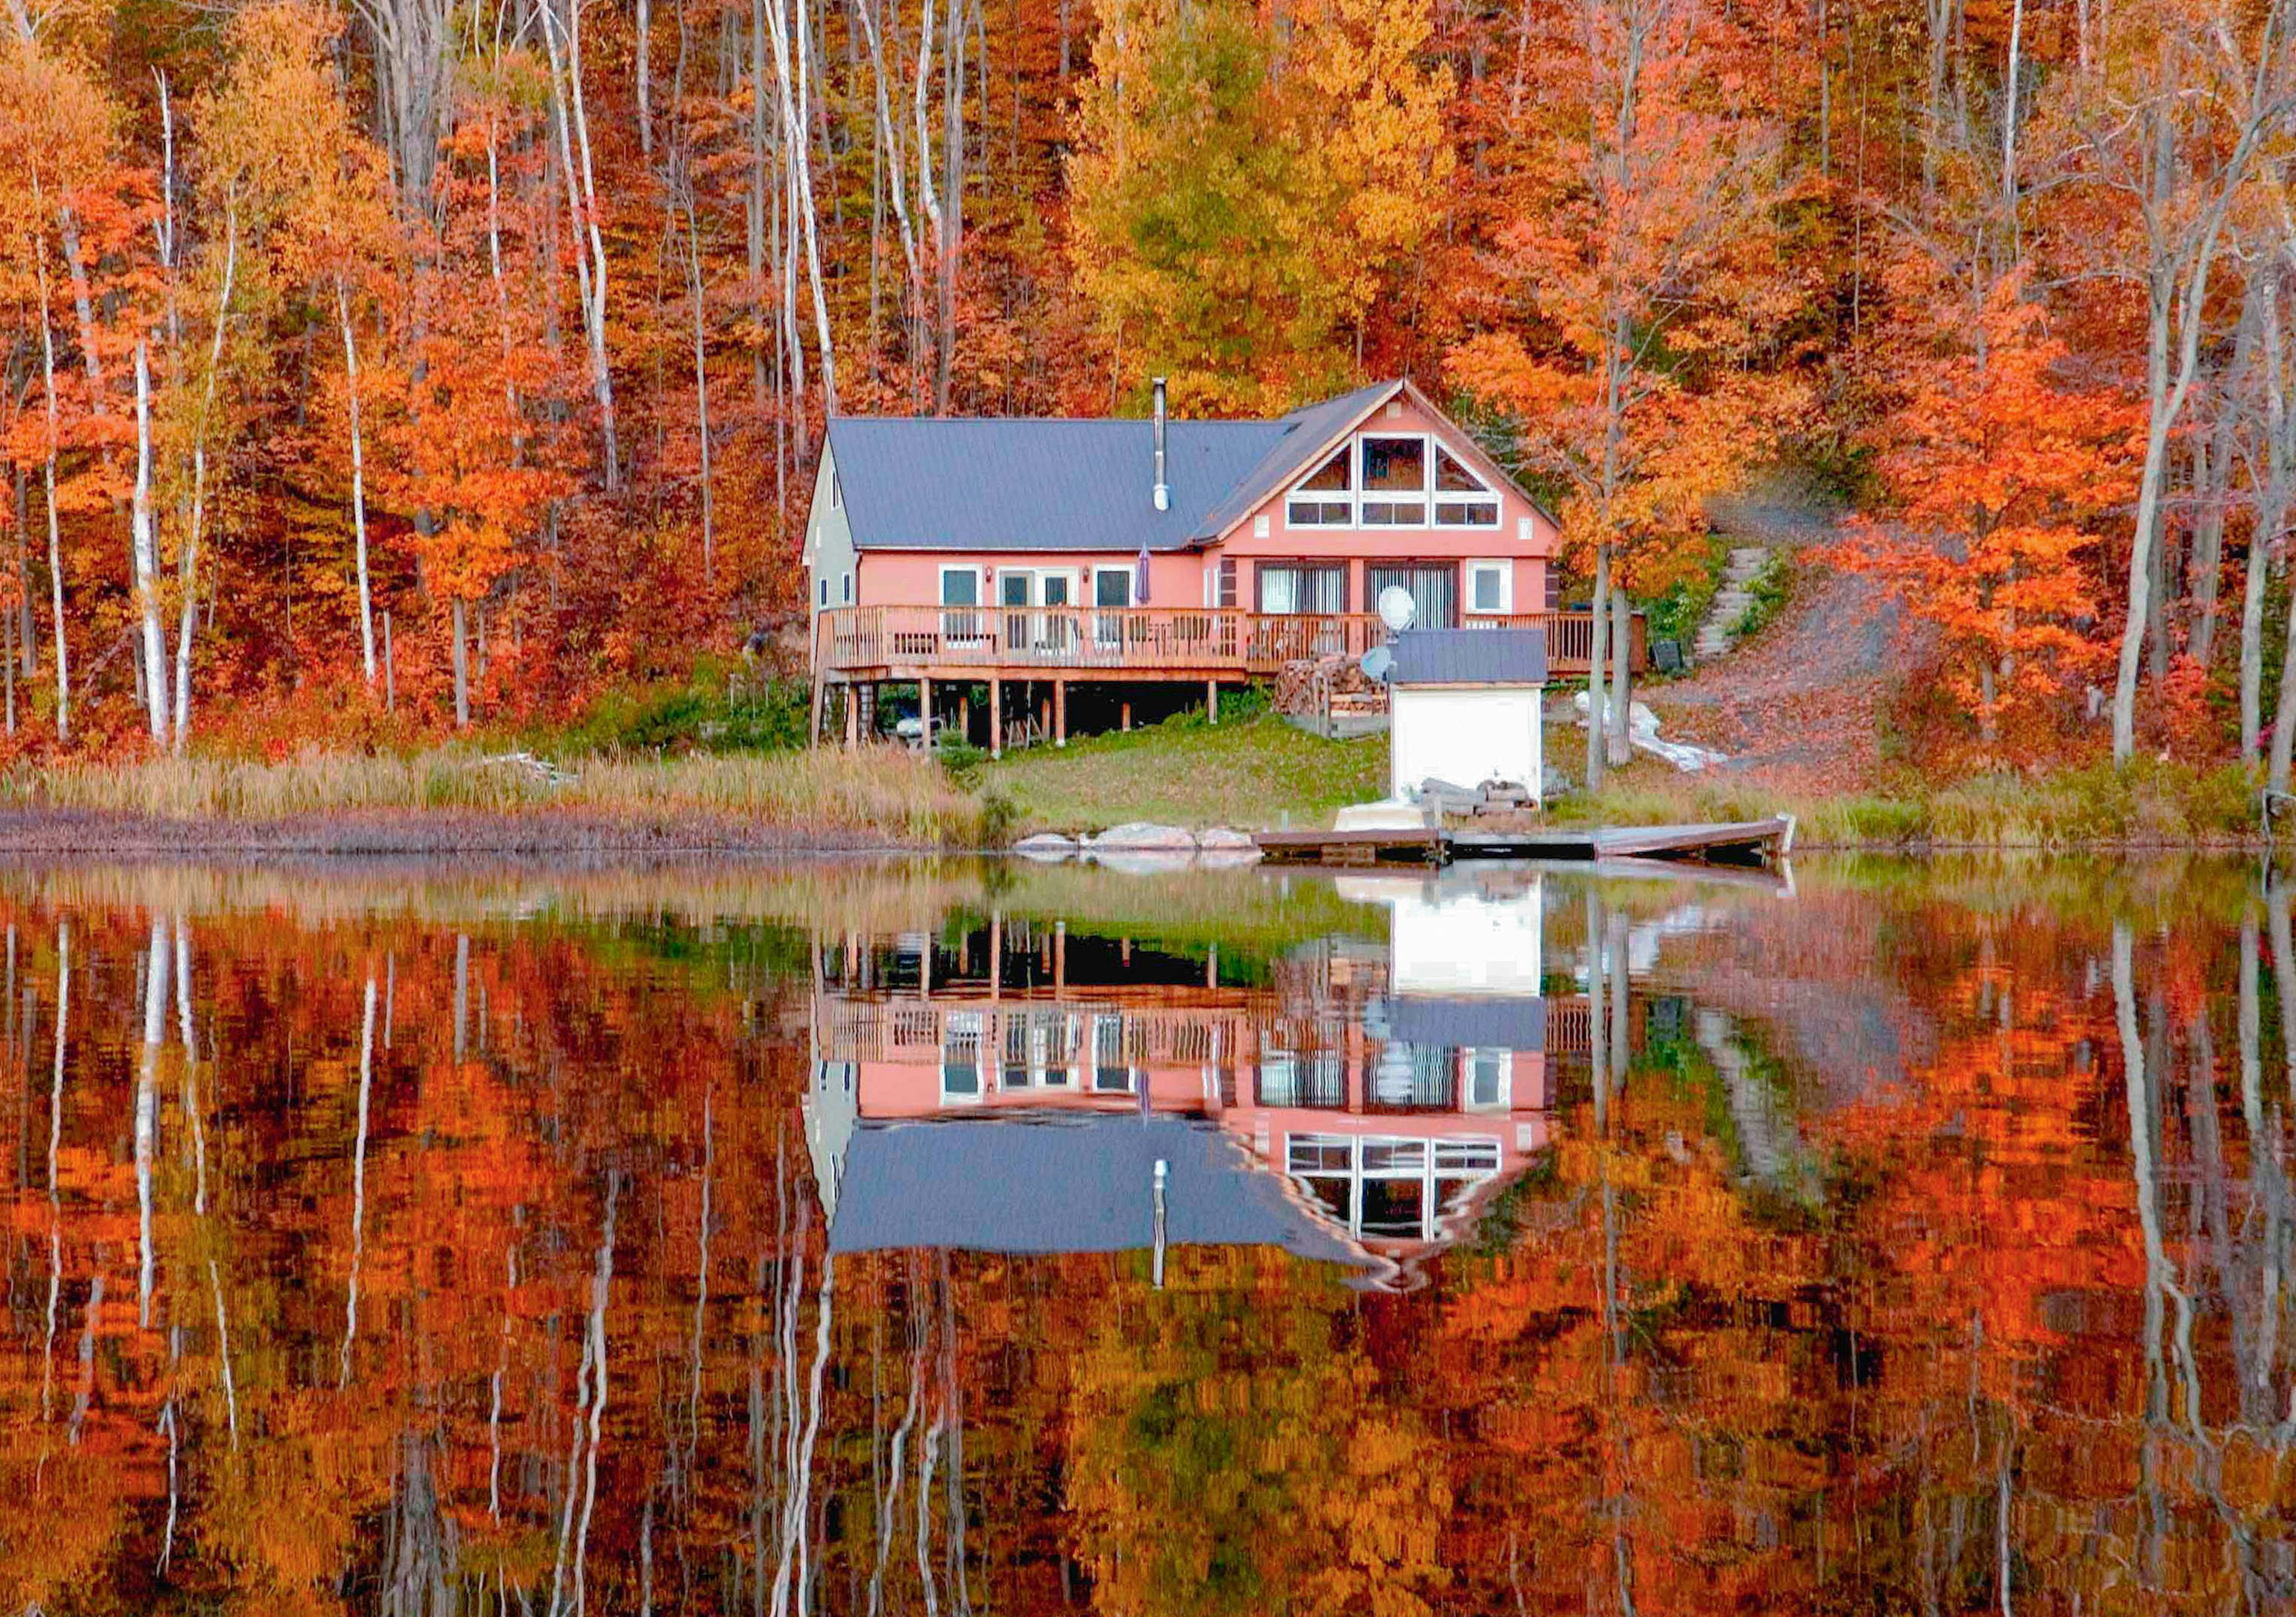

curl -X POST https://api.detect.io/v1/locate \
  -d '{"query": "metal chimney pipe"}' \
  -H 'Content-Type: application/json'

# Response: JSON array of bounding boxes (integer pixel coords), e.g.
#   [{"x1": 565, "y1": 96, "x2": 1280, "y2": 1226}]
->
[{"x1": 1152, "y1": 376, "x2": 1170, "y2": 512}]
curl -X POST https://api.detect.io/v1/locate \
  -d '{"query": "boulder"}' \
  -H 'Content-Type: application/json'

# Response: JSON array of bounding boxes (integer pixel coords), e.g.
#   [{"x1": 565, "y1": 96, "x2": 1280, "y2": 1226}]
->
[
  {"x1": 1011, "y1": 832, "x2": 1078, "y2": 861},
  {"x1": 1195, "y1": 827, "x2": 1258, "y2": 851},
  {"x1": 1085, "y1": 821, "x2": 1198, "y2": 851}
]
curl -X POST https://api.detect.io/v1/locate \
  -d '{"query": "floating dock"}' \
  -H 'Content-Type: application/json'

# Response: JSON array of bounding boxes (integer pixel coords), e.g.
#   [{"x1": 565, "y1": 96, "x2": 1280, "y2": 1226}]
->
[{"x1": 1254, "y1": 817, "x2": 1794, "y2": 868}]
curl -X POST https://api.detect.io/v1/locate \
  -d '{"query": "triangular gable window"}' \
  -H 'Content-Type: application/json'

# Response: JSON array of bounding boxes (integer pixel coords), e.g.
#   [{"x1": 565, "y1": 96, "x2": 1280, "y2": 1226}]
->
[
  {"x1": 1287, "y1": 447, "x2": 1353, "y2": 527},
  {"x1": 1434, "y1": 447, "x2": 1500, "y2": 528}
]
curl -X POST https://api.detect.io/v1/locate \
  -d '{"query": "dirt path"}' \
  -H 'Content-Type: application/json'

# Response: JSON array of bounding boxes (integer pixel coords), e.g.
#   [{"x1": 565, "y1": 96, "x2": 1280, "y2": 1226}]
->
[{"x1": 1642, "y1": 497, "x2": 1931, "y2": 791}]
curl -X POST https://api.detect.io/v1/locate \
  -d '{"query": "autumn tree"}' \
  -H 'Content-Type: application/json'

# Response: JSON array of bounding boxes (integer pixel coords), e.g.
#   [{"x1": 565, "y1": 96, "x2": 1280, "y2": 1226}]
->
[{"x1": 1447, "y1": 0, "x2": 1806, "y2": 787}]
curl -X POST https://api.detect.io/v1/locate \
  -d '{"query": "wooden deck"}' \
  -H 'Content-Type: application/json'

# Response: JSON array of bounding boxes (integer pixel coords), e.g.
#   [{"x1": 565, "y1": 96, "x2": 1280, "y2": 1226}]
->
[
  {"x1": 813, "y1": 606, "x2": 1644, "y2": 682},
  {"x1": 1257, "y1": 818, "x2": 1795, "y2": 868}
]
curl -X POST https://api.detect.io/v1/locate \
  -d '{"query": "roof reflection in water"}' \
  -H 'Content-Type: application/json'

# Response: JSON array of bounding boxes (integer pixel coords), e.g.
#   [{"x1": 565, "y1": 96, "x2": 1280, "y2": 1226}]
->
[{"x1": 805, "y1": 869, "x2": 1572, "y2": 1287}]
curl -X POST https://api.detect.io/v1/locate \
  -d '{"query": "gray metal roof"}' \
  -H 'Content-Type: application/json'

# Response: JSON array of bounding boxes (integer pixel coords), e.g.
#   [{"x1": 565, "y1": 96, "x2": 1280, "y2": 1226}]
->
[
  {"x1": 1379, "y1": 995, "x2": 1549, "y2": 1051},
  {"x1": 825, "y1": 1112, "x2": 1371, "y2": 1265},
  {"x1": 1390, "y1": 628, "x2": 1549, "y2": 686},
  {"x1": 827, "y1": 417, "x2": 1289, "y2": 554},
  {"x1": 826, "y1": 379, "x2": 1415, "y2": 554},
  {"x1": 1190, "y1": 380, "x2": 1402, "y2": 540}
]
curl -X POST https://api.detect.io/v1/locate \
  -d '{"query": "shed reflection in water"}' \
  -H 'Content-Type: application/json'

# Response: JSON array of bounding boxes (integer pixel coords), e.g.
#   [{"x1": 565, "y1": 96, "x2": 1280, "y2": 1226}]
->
[{"x1": 0, "y1": 856, "x2": 2289, "y2": 1615}]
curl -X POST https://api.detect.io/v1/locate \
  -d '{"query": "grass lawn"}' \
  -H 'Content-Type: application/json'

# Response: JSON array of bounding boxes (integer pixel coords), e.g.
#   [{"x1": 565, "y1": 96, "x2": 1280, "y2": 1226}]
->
[{"x1": 973, "y1": 703, "x2": 1388, "y2": 832}]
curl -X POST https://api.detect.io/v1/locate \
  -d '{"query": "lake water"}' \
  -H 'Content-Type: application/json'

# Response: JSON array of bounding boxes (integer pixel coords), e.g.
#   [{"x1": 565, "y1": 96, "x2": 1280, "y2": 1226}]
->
[{"x1": 0, "y1": 854, "x2": 2290, "y2": 1612}]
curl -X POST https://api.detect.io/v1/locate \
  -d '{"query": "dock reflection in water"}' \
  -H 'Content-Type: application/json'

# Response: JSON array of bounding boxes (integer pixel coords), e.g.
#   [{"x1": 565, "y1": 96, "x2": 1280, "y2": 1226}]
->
[{"x1": 0, "y1": 855, "x2": 2289, "y2": 1614}]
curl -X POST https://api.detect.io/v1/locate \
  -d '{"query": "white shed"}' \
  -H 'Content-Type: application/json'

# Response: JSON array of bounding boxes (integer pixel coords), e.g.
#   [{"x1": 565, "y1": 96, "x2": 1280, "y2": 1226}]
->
[{"x1": 1387, "y1": 628, "x2": 1547, "y2": 805}]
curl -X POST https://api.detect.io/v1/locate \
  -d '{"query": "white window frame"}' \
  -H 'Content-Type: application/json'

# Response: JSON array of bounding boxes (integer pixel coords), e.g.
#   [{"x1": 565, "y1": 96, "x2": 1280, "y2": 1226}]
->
[
  {"x1": 1465, "y1": 561, "x2": 1513, "y2": 616},
  {"x1": 941, "y1": 1011, "x2": 985, "y2": 1104},
  {"x1": 1463, "y1": 1049, "x2": 1512, "y2": 1110},
  {"x1": 938, "y1": 564, "x2": 982, "y2": 607},
  {"x1": 1431, "y1": 444, "x2": 1503, "y2": 530},
  {"x1": 1283, "y1": 432, "x2": 1506, "y2": 532},
  {"x1": 1356, "y1": 433, "x2": 1434, "y2": 530}
]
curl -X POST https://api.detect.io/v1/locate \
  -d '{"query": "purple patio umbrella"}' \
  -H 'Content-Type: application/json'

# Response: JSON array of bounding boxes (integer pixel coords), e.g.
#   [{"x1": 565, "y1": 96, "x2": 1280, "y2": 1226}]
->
[{"x1": 1133, "y1": 539, "x2": 1152, "y2": 605}]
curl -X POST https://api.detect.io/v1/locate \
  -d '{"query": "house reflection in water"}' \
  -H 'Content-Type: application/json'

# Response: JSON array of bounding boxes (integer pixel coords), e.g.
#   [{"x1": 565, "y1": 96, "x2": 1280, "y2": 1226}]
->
[{"x1": 804, "y1": 869, "x2": 1580, "y2": 1287}]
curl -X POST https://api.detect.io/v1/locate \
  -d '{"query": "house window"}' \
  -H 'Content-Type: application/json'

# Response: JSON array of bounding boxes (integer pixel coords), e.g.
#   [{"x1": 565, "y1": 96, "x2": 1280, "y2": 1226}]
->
[
  {"x1": 1257, "y1": 561, "x2": 1347, "y2": 615},
  {"x1": 818, "y1": 576, "x2": 829, "y2": 607},
  {"x1": 1094, "y1": 568, "x2": 1132, "y2": 607},
  {"x1": 1360, "y1": 436, "x2": 1428, "y2": 526},
  {"x1": 831, "y1": 471, "x2": 843, "y2": 509},
  {"x1": 941, "y1": 566, "x2": 982, "y2": 641},
  {"x1": 1367, "y1": 563, "x2": 1457, "y2": 628},
  {"x1": 942, "y1": 1013, "x2": 983, "y2": 1101},
  {"x1": 1286, "y1": 447, "x2": 1354, "y2": 527},
  {"x1": 841, "y1": 571, "x2": 853, "y2": 604},
  {"x1": 1218, "y1": 558, "x2": 1238, "y2": 608},
  {"x1": 1434, "y1": 447, "x2": 1501, "y2": 528},
  {"x1": 1466, "y1": 561, "x2": 1512, "y2": 615},
  {"x1": 1284, "y1": 433, "x2": 1503, "y2": 530},
  {"x1": 1092, "y1": 1014, "x2": 1132, "y2": 1092},
  {"x1": 1465, "y1": 1050, "x2": 1510, "y2": 1109}
]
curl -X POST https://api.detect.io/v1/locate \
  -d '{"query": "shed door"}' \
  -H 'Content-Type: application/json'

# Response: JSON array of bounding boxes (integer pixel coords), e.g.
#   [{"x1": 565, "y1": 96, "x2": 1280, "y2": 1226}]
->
[{"x1": 1390, "y1": 689, "x2": 1541, "y2": 799}]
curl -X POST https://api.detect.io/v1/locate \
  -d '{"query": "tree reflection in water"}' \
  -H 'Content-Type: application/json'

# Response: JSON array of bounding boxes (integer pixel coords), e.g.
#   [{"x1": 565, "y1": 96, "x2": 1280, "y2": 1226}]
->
[{"x1": 0, "y1": 857, "x2": 2289, "y2": 1613}]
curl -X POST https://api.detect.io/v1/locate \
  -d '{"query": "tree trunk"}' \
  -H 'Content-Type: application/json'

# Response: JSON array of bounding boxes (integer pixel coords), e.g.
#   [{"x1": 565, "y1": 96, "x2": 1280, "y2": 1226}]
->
[
  {"x1": 339, "y1": 277, "x2": 377, "y2": 686},
  {"x1": 688, "y1": 206, "x2": 715, "y2": 580},
  {"x1": 175, "y1": 203, "x2": 237, "y2": 756},
  {"x1": 1586, "y1": 542, "x2": 1610, "y2": 793},
  {"x1": 1608, "y1": 574, "x2": 1632, "y2": 768},
  {"x1": 31, "y1": 239, "x2": 66, "y2": 743},
  {"x1": 131, "y1": 342, "x2": 170, "y2": 746},
  {"x1": 452, "y1": 597, "x2": 471, "y2": 729},
  {"x1": 2188, "y1": 420, "x2": 2228, "y2": 670}
]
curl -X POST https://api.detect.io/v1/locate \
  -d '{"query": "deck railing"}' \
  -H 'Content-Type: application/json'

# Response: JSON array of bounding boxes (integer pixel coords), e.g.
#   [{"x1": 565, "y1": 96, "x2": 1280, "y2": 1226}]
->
[{"x1": 815, "y1": 606, "x2": 1642, "y2": 677}]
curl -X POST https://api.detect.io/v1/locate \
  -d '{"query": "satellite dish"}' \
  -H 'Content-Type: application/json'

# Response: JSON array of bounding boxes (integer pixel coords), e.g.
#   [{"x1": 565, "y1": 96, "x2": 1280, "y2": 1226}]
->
[
  {"x1": 1376, "y1": 585, "x2": 1418, "y2": 634},
  {"x1": 1360, "y1": 646, "x2": 1395, "y2": 683}
]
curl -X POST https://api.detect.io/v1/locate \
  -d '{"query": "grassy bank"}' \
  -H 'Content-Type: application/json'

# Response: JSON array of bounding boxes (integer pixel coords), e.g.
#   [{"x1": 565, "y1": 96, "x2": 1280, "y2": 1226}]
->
[
  {"x1": 971, "y1": 699, "x2": 1387, "y2": 832},
  {"x1": 0, "y1": 745, "x2": 990, "y2": 851},
  {"x1": 1556, "y1": 757, "x2": 2268, "y2": 848}
]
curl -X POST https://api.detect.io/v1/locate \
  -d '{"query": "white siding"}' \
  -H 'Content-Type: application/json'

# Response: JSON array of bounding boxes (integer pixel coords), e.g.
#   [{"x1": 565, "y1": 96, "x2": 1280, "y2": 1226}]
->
[
  {"x1": 1389, "y1": 686, "x2": 1542, "y2": 802},
  {"x1": 804, "y1": 444, "x2": 857, "y2": 615}
]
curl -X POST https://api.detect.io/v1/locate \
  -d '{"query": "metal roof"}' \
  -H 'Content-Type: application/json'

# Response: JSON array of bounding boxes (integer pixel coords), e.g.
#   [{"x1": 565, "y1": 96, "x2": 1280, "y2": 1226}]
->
[
  {"x1": 825, "y1": 378, "x2": 1422, "y2": 554},
  {"x1": 1389, "y1": 628, "x2": 1549, "y2": 686},
  {"x1": 826, "y1": 416, "x2": 1289, "y2": 554},
  {"x1": 1378, "y1": 995, "x2": 1549, "y2": 1051},
  {"x1": 825, "y1": 1112, "x2": 1372, "y2": 1265}
]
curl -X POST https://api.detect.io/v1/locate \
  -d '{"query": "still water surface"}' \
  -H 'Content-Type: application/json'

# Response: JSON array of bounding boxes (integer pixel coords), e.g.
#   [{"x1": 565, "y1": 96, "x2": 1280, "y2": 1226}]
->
[{"x1": 0, "y1": 855, "x2": 2290, "y2": 1612}]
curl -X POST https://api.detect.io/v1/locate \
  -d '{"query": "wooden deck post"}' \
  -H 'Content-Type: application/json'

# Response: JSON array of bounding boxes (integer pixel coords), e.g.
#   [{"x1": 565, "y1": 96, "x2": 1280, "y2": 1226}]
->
[
  {"x1": 919, "y1": 674, "x2": 932, "y2": 748},
  {"x1": 844, "y1": 683, "x2": 859, "y2": 747},
  {"x1": 809, "y1": 669, "x2": 826, "y2": 746},
  {"x1": 988, "y1": 675, "x2": 1002, "y2": 758},
  {"x1": 1055, "y1": 679, "x2": 1067, "y2": 747},
  {"x1": 1206, "y1": 678, "x2": 1218, "y2": 725},
  {"x1": 1121, "y1": 699, "x2": 1132, "y2": 732}
]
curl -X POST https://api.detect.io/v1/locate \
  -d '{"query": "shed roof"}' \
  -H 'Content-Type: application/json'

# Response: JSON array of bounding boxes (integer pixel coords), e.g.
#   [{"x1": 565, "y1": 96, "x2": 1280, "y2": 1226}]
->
[
  {"x1": 826, "y1": 1112, "x2": 1373, "y2": 1265},
  {"x1": 1389, "y1": 628, "x2": 1549, "y2": 686},
  {"x1": 1378, "y1": 995, "x2": 1549, "y2": 1051}
]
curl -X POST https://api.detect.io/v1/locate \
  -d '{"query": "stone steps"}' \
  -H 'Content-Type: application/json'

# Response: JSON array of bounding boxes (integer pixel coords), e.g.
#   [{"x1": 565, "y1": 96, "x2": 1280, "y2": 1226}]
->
[{"x1": 1690, "y1": 545, "x2": 1774, "y2": 661}]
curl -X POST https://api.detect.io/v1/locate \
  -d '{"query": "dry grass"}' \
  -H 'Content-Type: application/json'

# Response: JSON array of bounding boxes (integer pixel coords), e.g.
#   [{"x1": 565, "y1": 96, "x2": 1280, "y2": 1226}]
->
[
  {"x1": 0, "y1": 744, "x2": 990, "y2": 848},
  {"x1": 1552, "y1": 756, "x2": 2266, "y2": 848}
]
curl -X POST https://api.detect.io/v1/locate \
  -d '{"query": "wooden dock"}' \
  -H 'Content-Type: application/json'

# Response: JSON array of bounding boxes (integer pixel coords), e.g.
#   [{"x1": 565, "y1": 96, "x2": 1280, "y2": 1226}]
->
[{"x1": 1254, "y1": 817, "x2": 1794, "y2": 868}]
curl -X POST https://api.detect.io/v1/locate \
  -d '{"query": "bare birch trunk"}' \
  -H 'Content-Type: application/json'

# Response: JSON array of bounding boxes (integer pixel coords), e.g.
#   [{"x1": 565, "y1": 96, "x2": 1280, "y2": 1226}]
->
[
  {"x1": 176, "y1": 201, "x2": 238, "y2": 754},
  {"x1": 339, "y1": 277, "x2": 377, "y2": 687},
  {"x1": 131, "y1": 342, "x2": 170, "y2": 745},
  {"x1": 687, "y1": 206, "x2": 715, "y2": 579},
  {"x1": 542, "y1": 0, "x2": 620, "y2": 485},
  {"x1": 31, "y1": 236, "x2": 66, "y2": 742}
]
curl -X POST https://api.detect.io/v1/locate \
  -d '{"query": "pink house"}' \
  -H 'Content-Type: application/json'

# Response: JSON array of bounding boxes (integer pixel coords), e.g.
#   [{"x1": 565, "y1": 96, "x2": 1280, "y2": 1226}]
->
[{"x1": 805, "y1": 378, "x2": 1638, "y2": 751}]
